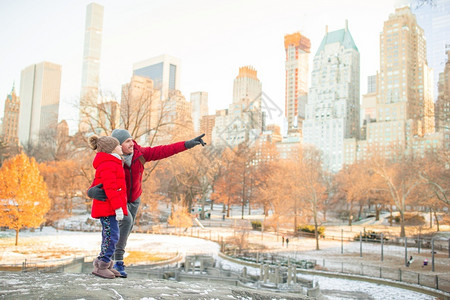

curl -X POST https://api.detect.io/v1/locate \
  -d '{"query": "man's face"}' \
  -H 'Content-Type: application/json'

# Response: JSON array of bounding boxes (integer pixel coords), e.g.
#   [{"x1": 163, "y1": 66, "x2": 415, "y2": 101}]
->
[{"x1": 121, "y1": 138, "x2": 134, "y2": 155}]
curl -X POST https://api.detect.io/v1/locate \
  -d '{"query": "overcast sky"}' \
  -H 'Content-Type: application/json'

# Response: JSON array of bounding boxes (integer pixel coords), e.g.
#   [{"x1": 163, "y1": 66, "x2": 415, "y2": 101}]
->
[{"x1": 0, "y1": 0, "x2": 408, "y2": 133}]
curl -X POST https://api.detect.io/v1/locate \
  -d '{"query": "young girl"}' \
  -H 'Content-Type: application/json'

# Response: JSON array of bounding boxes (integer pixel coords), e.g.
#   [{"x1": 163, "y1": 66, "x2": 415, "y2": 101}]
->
[{"x1": 88, "y1": 135, "x2": 128, "y2": 279}]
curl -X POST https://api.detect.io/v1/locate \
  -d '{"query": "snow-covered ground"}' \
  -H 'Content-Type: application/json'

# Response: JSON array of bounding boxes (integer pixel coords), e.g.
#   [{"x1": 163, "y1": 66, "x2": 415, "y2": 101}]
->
[{"x1": 0, "y1": 227, "x2": 444, "y2": 300}]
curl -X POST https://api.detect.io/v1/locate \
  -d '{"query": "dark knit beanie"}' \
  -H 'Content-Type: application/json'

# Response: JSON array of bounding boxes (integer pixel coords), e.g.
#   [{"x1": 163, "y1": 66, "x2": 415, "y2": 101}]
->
[
  {"x1": 112, "y1": 129, "x2": 132, "y2": 145},
  {"x1": 88, "y1": 135, "x2": 120, "y2": 153}
]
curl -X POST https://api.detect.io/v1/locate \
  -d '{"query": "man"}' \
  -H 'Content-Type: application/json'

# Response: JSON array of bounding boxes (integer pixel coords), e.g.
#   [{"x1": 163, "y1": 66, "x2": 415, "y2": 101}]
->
[{"x1": 88, "y1": 129, "x2": 205, "y2": 277}]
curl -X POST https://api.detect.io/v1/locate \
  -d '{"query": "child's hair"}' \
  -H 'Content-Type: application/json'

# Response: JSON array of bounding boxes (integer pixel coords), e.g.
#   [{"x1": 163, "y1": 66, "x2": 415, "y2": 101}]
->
[{"x1": 88, "y1": 135, "x2": 120, "y2": 153}]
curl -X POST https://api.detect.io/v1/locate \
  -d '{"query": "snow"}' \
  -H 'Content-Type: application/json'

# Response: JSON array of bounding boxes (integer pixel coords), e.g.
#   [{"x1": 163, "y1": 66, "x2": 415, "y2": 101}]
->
[{"x1": 1, "y1": 210, "x2": 448, "y2": 299}]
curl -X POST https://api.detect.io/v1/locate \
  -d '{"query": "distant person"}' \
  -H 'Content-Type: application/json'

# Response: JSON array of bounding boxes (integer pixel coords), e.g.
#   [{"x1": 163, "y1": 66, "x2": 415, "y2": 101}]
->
[
  {"x1": 282, "y1": 235, "x2": 285, "y2": 247},
  {"x1": 88, "y1": 135, "x2": 128, "y2": 279},
  {"x1": 286, "y1": 237, "x2": 289, "y2": 248},
  {"x1": 422, "y1": 258, "x2": 428, "y2": 268},
  {"x1": 406, "y1": 255, "x2": 413, "y2": 267},
  {"x1": 88, "y1": 129, "x2": 206, "y2": 277}
]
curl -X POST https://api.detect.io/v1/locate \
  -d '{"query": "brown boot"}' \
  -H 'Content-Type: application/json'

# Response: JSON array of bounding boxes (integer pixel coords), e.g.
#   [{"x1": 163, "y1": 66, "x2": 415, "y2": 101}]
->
[
  {"x1": 108, "y1": 261, "x2": 122, "y2": 277},
  {"x1": 92, "y1": 260, "x2": 115, "y2": 279},
  {"x1": 93, "y1": 258, "x2": 99, "y2": 274}
]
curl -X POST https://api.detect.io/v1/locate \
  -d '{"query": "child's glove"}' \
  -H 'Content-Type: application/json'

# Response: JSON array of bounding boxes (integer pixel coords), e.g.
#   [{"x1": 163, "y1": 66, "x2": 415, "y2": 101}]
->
[{"x1": 115, "y1": 208, "x2": 124, "y2": 221}]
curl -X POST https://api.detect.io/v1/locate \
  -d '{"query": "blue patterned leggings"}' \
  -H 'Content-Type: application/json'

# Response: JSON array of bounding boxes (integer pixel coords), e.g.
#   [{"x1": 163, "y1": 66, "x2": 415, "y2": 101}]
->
[{"x1": 99, "y1": 216, "x2": 119, "y2": 263}]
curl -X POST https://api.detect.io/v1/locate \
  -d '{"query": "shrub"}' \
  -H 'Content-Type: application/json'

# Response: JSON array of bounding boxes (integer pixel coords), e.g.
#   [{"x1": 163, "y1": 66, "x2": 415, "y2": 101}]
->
[
  {"x1": 297, "y1": 225, "x2": 325, "y2": 235},
  {"x1": 355, "y1": 230, "x2": 389, "y2": 241},
  {"x1": 251, "y1": 220, "x2": 262, "y2": 230},
  {"x1": 404, "y1": 214, "x2": 425, "y2": 226}
]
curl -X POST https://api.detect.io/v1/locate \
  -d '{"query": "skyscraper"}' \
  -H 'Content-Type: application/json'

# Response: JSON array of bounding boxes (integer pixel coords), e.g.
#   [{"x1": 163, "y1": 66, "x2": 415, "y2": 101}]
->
[
  {"x1": 18, "y1": 62, "x2": 62, "y2": 146},
  {"x1": 412, "y1": 0, "x2": 450, "y2": 101},
  {"x1": 190, "y1": 91, "x2": 208, "y2": 133},
  {"x1": 284, "y1": 32, "x2": 311, "y2": 135},
  {"x1": 133, "y1": 55, "x2": 180, "y2": 100},
  {"x1": 344, "y1": 7, "x2": 442, "y2": 166},
  {"x1": 232, "y1": 66, "x2": 261, "y2": 104},
  {"x1": 79, "y1": 2, "x2": 104, "y2": 132},
  {"x1": 378, "y1": 6, "x2": 434, "y2": 136},
  {"x1": 435, "y1": 52, "x2": 450, "y2": 149},
  {"x1": 212, "y1": 66, "x2": 263, "y2": 147},
  {"x1": 303, "y1": 21, "x2": 360, "y2": 172},
  {"x1": 1, "y1": 85, "x2": 20, "y2": 145}
]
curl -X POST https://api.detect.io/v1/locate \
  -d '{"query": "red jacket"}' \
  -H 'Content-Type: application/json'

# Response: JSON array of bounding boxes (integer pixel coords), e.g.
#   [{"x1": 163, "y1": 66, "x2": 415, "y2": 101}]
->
[
  {"x1": 125, "y1": 141, "x2": 187, "y2": 203},
  {"x1": 90, "y1": 152, "x2": 128, "y2": 218}
]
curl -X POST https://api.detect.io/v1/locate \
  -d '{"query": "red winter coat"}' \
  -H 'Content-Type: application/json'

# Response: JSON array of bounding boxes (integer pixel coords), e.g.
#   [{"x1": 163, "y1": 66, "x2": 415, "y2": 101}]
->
[
  {"x1": 90, "y1": 152, "x2": 128, "y2": 218},
  {"x1": 125, "y1": 141, "x2": 187, "y2": 203}
]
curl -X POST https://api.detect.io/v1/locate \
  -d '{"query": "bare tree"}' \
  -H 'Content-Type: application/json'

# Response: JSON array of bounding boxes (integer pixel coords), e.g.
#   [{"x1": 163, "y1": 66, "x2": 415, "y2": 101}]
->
[
  {"x1": 369, "y1": 153, "x2": 422, "y2": 237},
  {"x1": 297, "y1": 146, "x2": 326, "y2": 250}
]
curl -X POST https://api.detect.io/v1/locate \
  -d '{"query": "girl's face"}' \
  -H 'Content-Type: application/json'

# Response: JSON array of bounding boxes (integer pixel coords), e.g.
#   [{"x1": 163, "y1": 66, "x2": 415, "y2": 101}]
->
[{"x1": 113, "y1": 144, "x2": 123, "y2": 155}]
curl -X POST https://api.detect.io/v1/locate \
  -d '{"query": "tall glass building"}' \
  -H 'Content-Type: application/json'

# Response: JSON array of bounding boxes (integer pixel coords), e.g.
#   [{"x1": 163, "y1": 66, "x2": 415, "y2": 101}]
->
[
  {"x1": 412, "y1": 0, "x2": 450, "y2": 100},
  {"x1": 19, "y1": 62, "x2": 61, "y2": 146},
  {"x1": 79, "y1": 2, "x2": 104, "y2": 132},
  {"x1": 133, "y1": 55, "x2": 180, "y2": 100}
]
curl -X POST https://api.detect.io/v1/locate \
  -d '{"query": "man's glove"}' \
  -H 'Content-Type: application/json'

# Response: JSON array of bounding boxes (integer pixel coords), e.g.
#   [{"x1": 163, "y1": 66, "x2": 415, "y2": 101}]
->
[
  {"x1": 87, "y1": 183, "x2": 107, "y2": 201},
  {"x1": 185, "y1": 133, "x2": 206, "y2": 149},
  {"x1": 115, "y1": 208, "x2": 124, "y2": 221}
]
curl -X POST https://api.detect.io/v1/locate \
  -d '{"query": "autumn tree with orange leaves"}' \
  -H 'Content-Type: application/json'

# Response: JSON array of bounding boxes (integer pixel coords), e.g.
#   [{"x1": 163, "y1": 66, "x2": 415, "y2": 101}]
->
[
  {"x1": 38, "y1": 160, "x2": 85, "y2": 225},
  {"x1": 0, "y1": 153, "x2": 50, "y2": 245},
  {"x1": 168, "y1": 202, "x2": 193, "y2": 234},
  {"x1": 210, "y1": 148, "x2": 241, "y2": 217},
  {"x1": 334, "y1": 162, "x2": 372, "y2": 226}
]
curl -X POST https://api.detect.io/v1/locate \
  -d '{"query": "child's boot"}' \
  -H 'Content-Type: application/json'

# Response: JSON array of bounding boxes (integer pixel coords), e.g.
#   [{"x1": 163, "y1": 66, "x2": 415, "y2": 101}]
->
[{"x1": 92, "y1": 259, "x2": 115, "y2": 279}]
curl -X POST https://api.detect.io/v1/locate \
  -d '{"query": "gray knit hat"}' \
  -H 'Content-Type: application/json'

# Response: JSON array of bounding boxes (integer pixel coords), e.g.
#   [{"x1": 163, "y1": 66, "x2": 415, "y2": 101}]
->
[
  {"x1": 88, "y1": 135, "x2": 120, "y2": 153},
  {"x1": 111, "y1": 129, "x2": 132, "y2": 145}
]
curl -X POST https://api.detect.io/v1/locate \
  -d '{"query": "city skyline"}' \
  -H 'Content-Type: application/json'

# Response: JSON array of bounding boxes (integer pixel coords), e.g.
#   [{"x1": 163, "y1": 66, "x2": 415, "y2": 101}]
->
[{"x1": 1, "y1": 0, "x2": 411, "y2": 133}]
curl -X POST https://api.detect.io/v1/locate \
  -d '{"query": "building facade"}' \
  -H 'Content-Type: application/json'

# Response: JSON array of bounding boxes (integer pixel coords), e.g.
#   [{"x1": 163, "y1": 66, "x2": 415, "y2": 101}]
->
[
  {"x1": 158, "y1": 90, "x2": 193, "y2": 144},
  {"x1": 344, "y1": 7, "x2": 443, "y2": 166},
  {"x1": 190, "y1": 91, "x2": 209, "y2": 133},
  {"x1": 303, "y1": 22, "x2": 360, "y2": 172},
  {"x1": 412, "y1": 0, "x2": 450, "y2": 101},
  {"x1": 121, "y1": 75, "x2": 161, "y2": 141},
  {"x1": 200, "y1": 114, "x2": 216, "y2": 145},
  {"x1": 378, "y1": 6, "x2": 434, "y2": 137},
  {"x1": 18, "y1": 61, "x2": 61, "y2": 146},
  {"x1": 232, "y1": 66, "x2": 262, "y2": 104},
  {"x1": 1, "y1": 85, "x2": 20, "y2": 145},
  {"x1": 133, "y1": 55, "x2": 180, "y2": 100},
  {"x1": 79, "y1": 2, "x2": 104, "y2": 132},
  {"x1": 435, "y1": 52, "x2": 450, "y2": 149},
  {"x1": 212, "y1": 67, "x2": 263, "y2": 148},
  {"x1": 284, "y1": 32, "x2": 311, "y2": 136}
]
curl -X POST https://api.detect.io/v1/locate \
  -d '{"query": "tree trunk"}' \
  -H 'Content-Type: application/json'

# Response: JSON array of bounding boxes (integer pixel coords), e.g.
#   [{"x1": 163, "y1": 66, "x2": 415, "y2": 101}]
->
[
  {"x1": 400, "y1": 210, "x2": 406, "y2": 237},
  {"x1": 430, "y1": 209, "x2": 433, "y2": 228},
  {"x1": 433, "y1": 209, "x2": 440, "y2": 232},
  {"x1": 348, "y1": 202, "x2": 353, "y2": 226},
  {"x1": 15, "y1": 229, "x2": 19, "y2": 246},
  {"x1": 294, "y1": 199, "x2": 298, "y2": 235},
  {"x1": 375, "y1": 205, "x2": 380, "y2": 221},
  {"x1": 358, "y1": 200, "x2": 363, "y2": 220},
  {"x1": 314, "y1": 208, "x2": 320, "y2": 250},
  {"x1": 389, "y1": 205, "x2": 393, "y2": 226}
]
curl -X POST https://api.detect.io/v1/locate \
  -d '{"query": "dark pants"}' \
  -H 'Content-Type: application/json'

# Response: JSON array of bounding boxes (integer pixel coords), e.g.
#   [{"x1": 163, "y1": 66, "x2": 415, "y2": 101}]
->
[
  {"x1": 99, "y1": 216, "x2": 119, "y2": 263},
  {"x1": 114, "y1": 198, "x2": 141, "y2": 261}
]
